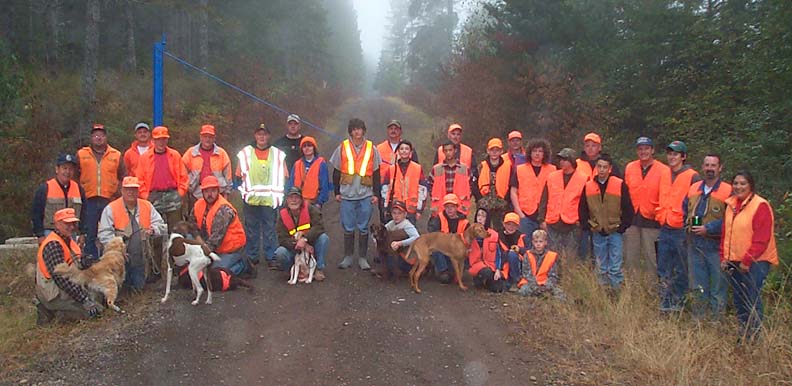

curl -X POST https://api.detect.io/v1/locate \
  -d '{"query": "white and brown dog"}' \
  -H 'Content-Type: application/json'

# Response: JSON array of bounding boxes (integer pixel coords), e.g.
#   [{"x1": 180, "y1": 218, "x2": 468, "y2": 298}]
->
[
  {"x1": 288, "y1": 232, "x2": 317, "y2": 285},
  {"x1": 161, "y1": 228, "x2": 220, "y2": 305}
]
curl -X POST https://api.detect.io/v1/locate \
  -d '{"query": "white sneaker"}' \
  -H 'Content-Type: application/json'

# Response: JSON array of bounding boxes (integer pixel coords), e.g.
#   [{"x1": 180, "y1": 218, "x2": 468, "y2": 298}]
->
[
  {"x1": 338, "y1": 256, "x2": 354, "y2": 269},
  {"x1": 358, "y1": 258, "x2": 371, "y2": 270}
]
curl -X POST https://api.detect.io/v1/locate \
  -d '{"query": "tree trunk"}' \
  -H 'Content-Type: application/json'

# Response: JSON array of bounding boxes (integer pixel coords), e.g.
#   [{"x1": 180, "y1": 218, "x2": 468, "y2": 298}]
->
[
  {"x1": 47, "y1": 0, "x2": 62, "y2": 69},
  {"x1": 80, "y1": 0, "x2": 100, "y2": 143},
  {"x1": 124, "y1": 1, "x2": 137, "y2": 72},
  {"x1": 199, "y1": 0, "x2": 209, "y2": 69}
]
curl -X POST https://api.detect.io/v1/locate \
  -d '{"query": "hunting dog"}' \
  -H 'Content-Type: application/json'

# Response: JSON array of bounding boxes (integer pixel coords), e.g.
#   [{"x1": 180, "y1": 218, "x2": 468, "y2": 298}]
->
[
  {"x1": 404, "y1": 223, "x2": 489, "y2": 293},
  {"x1": 288, "y1": 232, "x2": 317, "y2": 285},
  {"x1": 161, "y1": 221, "x2": 220, "y2": 305},
  {"x1": 54, "y1": 236, "x2": 127, "y2": 312},
  {"x1": 370, "y1": 223, "x2": 409, "y2": 280}
]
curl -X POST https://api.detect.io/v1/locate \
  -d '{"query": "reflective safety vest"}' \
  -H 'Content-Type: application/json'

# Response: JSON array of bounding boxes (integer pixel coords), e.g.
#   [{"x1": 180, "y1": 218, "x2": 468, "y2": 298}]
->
[
  {"x1": 436, "y1": 143, "x2": 473, "y2": 170},
  {"x1": 545, "y1": 169, "x2": 586, "y2": 225},
  {"x1": 43, "y1": 179, "x2": 83, "y2": 231},
  {"x1": 657, "y1": 168, "x2": 698, "y2": 229},
  {"x1": 514, "y1": 163, "x2": 557, "y2": 216},
  {"x1": 584, "y1": 176, "x2": 624, "y2": 234},
  {"x1": 478, "y1": 156, "x2": 512, "y2": 199},
  {"x1": 686, "y1": 180, "x2": 732, "y2": 229},
  {"x1": 77, "y1": 146, "x2": 122, "y2": 199},
  {"x1": 340, "y1": 139, "x2": 375, "y2": 186},
  {"x1": 237, "y1": 145, "x2": 287, "y2": 207},
  {"x1": 195, "y1": 195, "x2": 246, "y2": 254},
  {"x1": 385, "y1": 161, "x2": 422, "y2": 213},
  {"x1": 430, "y1": 163, "x2": 471, "y2": 215},
  {"x1": 723, "y1": 194, "x2": 778, "y2": 265},
  {"x1": 37, "y1": 232, "x2": 81, "y2": 280},
  {"x1": 520, "y1": 251, "x2": 559, "y2": 287},
  {"x1": 468, "y1": 228, "x2": 502, "y2": 276},
  {"x1": 107, "y1": 198, "x2": 153, "y2": 237},
  {"x1": 182, "y1": 144, "x2": 232, "y2": 198},
  {"x1": 293, "y1": 157, "x2": 326, "y2": 201},
  {"x1": 576, "y1": 158, "x2": 594, "y2": 179},
  {"x1": 440, "y1": 215, "x2": 468, "y2": 235},
  {"x1": 624, "y1": 160, "x2": 668, "y2": 220},
  {"x1": 279, "y1": 204, "x2": 312, "y2": 236}
]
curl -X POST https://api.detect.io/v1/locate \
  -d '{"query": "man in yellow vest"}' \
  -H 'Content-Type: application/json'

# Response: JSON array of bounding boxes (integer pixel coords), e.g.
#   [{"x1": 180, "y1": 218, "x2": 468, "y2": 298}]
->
[
  {"x1": 77, "y1": 123, "x2": 125, "y2": 260},
  {"x1": 193, "y1": 176, "x2": 248, "y2": 276},
  {"x1": 275, "y1": 187, "x2": 329, "y2": 281},
  {"x1": 35, "y1": 208, "x2": 102, "y2": 325},
  {"x1": 31, "y1": 154, "x2": 86, "y2": 244},
  {"x1": 98, "y1": 176, "x2": 166, "y2": 290},
  {"x1": 330, "y1": 118, "x2": 382, "y2": 270},
  {"x1": 236, "y1": 123, "x2": 289, "y2": 271}
]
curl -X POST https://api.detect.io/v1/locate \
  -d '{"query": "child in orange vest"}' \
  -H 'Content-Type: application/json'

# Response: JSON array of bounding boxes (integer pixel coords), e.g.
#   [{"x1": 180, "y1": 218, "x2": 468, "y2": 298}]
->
[{"x1": 517, "y1": 229, "x2": 566, "y2": 300}]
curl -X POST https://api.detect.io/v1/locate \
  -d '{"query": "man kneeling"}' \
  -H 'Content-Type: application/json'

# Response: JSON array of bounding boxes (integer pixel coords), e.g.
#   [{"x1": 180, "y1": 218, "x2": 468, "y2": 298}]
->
[{"x1": 275, "y1": 187, "x2": 328, "y2": 281}]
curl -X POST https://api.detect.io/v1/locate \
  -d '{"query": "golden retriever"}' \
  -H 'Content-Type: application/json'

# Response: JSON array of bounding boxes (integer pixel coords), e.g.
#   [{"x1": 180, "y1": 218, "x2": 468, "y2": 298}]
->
[{"x1": 54, "y1": 236, "x2": 127, "y2": 312}]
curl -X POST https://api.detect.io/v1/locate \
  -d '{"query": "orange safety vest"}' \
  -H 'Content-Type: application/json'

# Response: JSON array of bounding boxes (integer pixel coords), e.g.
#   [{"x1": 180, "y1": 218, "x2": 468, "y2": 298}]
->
[
  {"x1": 498, "y1": 233, "x2": 528, "y2": 281},
  {"x1": 292, "y1": 157, "x2": 326, "y2": 201},
  {"x1": 339, "y1": 139, "x2": 375, "y2": 186},
  {"x1": 584, "y1": 176, "x2": 624, "y2": 234},
  {"x1": 657, "y1": 167, "x2": 698, "y2": 229},
  {"x1": 137, "y1": 147, "x2": 188, "y2": 199},
  {"x1": 385, "y1": 161, "x2": 422, "y2": 213},
  {"x1": 180, "y1": 266, "x2": 232, "y2": 291},
  {"x1": 37, "y1": 232, "x2": 81, "y2": 280},
  {"x1": 77, "y1": 146, "x2": 122, "y2": 199},
  {"x1": 624, "y1": 160, "x2": 668, "y2": 220},
  {"x1": 430, "y1": 163, "x2": 471, "y2": 215},
  {"x1": 722, "y1": 194, "x2": 778, "y2": 265},
  {"x1": 194, "y1": 195, "x2": 246, "y2": 254},
  {"x1": 576, "y1": 158, "x2": 594, "y2": 179},
  {"x1": 440, "y1": 215, "x2": 468, "y2": 234},
  {"x1": 43, "y1": 179, "x2": 83, "y2": 230},
  {"x1": 545, "y1": 169, "x2": 587, "y2": 225},
  {"x1": 514, "y1": 163, "x2": 557, "y2": 216},
  {"x1": 686, "y1": 180, "x2": 732, "y2": 228},
  {"x1": 182, "y1": 144, "x2": 232, "y2": 197},
  {"x1": 108, "y1": 198, "x2": 153, "y2": 233},
  {"x1": 478, "y1": 156, "x2": 512, "y2": 199},
  {"x1": 518, "y1": 251, "x2": 559, "y2": 287},
  {"x1": 377, "y1": 140, "x2": 397, "y2": 182},
  {"x1": 436, "y1": 143, "x2": 473, "y2": 169},
  {"x1": 468, "y1": 228, "x2": 501, "y2": 276},
  {"x1": 279, "y1": 204, "x2": 312, "y2": 236}
]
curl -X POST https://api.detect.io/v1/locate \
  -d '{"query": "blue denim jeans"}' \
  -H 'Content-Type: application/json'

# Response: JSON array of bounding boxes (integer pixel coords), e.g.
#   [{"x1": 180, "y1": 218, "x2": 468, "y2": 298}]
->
[
  {"x1": 340, "y1": 198, "x2": 373, "y2": 233},
  {"x1": 507, "y1": 250, "x2": 523, "y2": 286},
  {"x1": 243, "y1": 203, "x2": 277, "y2": 263},
  {"x1": 211, "y1": 249, "x2": 247, "y2": 276},
  {"x1": 726, "y1": 261, "x2": 770, "y2": 340},
  {"x1": 274, "y1": 233, "x2": 329, "y2": 270},
  {"x1": 432, "y1": 252, "x2": 450, "y2": 273},
  {"x1": 579, "y1": 228, "x2": 593, "y2": 262},
  {"x1": 688, "y1": 235, "x2": 726, "y2": 317},
  {"x1": 592, "y1": 232, "x2": 624, "y2": 288},
  {"x1": 518, "y1": 217, "x2": 537, "y2": 250},
  {"x1": 83, "y1": 197, "x2": 110, "y2": 259},
  {"x1": 124, "y1": 263, "x2": 146, "y2": 290},
  {"x1": 657, "y1": 227, "x2": 688, "y2": 309}
]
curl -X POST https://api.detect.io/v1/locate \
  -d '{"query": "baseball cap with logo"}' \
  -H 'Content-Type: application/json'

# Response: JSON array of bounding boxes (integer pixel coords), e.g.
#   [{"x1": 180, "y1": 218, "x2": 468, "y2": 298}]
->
[
  {"x1": 286, "y1": 186, "x2": 303, "y2": 197},
  {"x1": 442, "y1": 193, "x2": 460, "y2": 206},
  {"x1": 256, "y1": 123, "x2": 270, "y2": 133},
  {"x1": 487, "y1": 138, "x2": 503, "y2": 150},
  {"x1": 122, "y1": 176, "x2": 141, "y2": 188},
  {"x1": 508, "y1": 131, "x2": 523, "y2": 140},
  {"x1": 56, "y1": 153, "x2": 78, "y2": 166},
  {"x1": 152, "y1": 126, "x2": 170, "y2": 139},
  {"x1": 287, "y1": 114, "x2": 301, "y2": 124},
  {"x1": 134, "y1": 122, "x2": 151, "y2": 132},
  {"x1": 503, "y1": 212, "x2": 520, "y2": 225},
  {"x1": 200, "y1": 124, "x2": 216, "y2": 136},
  {"x1": 54, "y1": 208, "x2": 80, "y2": 223},
  {"x1": 391, "y1": 200, "x2": 408, "y2": 212},
  {"x1": 666, "y1": 140, "x2": 688, "y2": 153},
  {"x1": 200, "y1": 176, "x2": 220, "y2": 190},
  {"x1": 635, "y1": 136, "x2": 654, "y2": 147},
  {"x1": 583, "y1": 132, "x2": 601, "y2": 144},
  {"x1": 387, "y1": 120, "x2": 402, "y2": 129},
  {"x1": 447, "y1": 123, "x2": 462, "y2": 134},
  {"x1": 92, "y1": 123, "x2": 106, "y2": 132},
  {"x1": 556, "y1": 148, "x2": 577, "y2": 160}
]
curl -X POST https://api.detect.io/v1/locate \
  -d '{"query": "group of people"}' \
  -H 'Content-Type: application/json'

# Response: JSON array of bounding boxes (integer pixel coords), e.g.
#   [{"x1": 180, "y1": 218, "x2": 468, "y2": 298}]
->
[{"x1": 31, "y1": 116, "x2": 778, "y2": 342}]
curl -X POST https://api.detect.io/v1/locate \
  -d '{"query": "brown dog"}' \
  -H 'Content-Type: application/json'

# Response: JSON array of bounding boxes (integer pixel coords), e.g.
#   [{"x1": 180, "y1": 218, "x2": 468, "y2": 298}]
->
[
  {"x1": 370, "y1": 223, "x2": 410, "y2": 280},
  {"x1": 404, "y1": 223, "x2": 489, "y2": 293},
  {"x1": 54, "y1": 236, "x2": 127, "y2": 312}
]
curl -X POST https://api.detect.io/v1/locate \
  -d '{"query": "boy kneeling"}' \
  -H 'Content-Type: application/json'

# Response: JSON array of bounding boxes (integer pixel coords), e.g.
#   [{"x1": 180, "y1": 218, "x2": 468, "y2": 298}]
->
[{"x1": 517, "y1": 229, "x2": 566, "y2": 300}]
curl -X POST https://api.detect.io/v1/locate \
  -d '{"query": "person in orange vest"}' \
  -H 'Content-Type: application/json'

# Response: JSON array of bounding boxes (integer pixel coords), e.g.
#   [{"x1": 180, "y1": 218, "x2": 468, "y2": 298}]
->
[
  {"x1": 274, "y1": 187, "x2": 329, "y2": 281},
  {"x1": 721, "y1": 170, "x2": 778, "y2": 341},
  {"x1": 427, "y1": 141, "x2": 474, "y2": 217},
  {"x1": 273, "y1": 114, "x2": 306, "y2": 172},
  {"x1": 381, "y1": 140, "x2": 427, "y2": 225},
  {"x1": 98, "y1": 176, "x2": 166, "y2": 290},
  {"x1": 433, "y1": 123, "x2": 478, "y2": 178},
  {"x1": 683, "y1": 154, "x2": 732, "y2": 319},
  {"x1": 330, "y1": 118, "x2": 382, "y2": 270},
  {"x1": 376, "y1": 120, "x2": 419, "y2": 223},
  {"x1": 506, "y1": 130, "x2": 527, "y2": 167},
  {"x1": 35, "y1": 208, "x2": 103, "y2": 325},
  {"x1": 542, "y1": 148, "x2": 587, "y2": 261},
  {"x1": 623, "y1": 136, "x2": 669, "y2": 272},
  {"x1": 579, "y1": 154, "x2": 633, "y2": 289},
  {"x1": 656, "y1": 140, "x2": 701, "y2": 312},
  {"x1": 31, "y1": 154, "x2": 86, "y2": 244},
  {"x1": 499, "y1": 212, "x2": 530, "y2": 291},
  {"x1": 182, "y1": 124, "x2": 233, "y2": 207},
  {"x1": 286, "y1": 136, "x2": 333, "y2": 208},
  {"x1": 77, "y1": 123, "x2": 125, "y2": 261},
  {"x1": 123, "y1": 122, "x2": 152, "y2": 177},
  {"x1": 516, "y1": 229, "x2": 566, "y2": 300},
  {"x1": 427, "y1": 193, "x2": 469, "y2": 284},
  {"x1": 510, "y1": 138, "x2": 556, "y2": 245},
  {"x1": 476, "y1": 138, "x2": 512, "y2": 232},
  {"x1": 467, "y1": 207, "x2": 506, "y2": 292},
  {"x1": 193, "y1": 176, "x2": 250, "y2": 277}
]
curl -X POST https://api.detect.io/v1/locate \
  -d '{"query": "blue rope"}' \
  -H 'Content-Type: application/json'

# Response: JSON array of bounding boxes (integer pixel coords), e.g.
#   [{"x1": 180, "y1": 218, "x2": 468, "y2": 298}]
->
[{"x1": 162, "y1": 50, "x2": 344, "y2": 142}]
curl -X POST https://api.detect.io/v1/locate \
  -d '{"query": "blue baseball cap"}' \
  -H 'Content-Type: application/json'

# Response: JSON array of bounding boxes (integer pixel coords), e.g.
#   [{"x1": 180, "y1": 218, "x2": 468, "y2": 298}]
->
[
  {"x1": 635, "y1": 136, "x2": 653, "y2": 147},
  {"x1": 56, "y1": 153, "x2": 77, "y2": 166}
]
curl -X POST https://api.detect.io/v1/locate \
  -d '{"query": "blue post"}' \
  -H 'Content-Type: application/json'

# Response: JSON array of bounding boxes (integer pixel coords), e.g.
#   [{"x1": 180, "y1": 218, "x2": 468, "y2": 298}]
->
[{"x1": 152, "y1": 36, "x2": 166, "y2": 126}]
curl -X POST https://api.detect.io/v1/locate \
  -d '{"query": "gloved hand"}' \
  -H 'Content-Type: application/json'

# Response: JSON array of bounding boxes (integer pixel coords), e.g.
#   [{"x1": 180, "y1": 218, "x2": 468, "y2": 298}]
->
[{"x1": 82, "y1": 298, "x2": 102, "y2": 317}]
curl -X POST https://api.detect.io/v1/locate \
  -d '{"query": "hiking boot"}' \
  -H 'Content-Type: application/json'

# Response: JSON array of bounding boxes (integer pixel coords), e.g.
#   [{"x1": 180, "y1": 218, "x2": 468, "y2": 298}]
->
[
  {"x1": 508, "y1": 284, "x2": 519, "y2": 293},
  {"x1": 266, "y1": 260, "x2": 280, "y2": 271},
  {"x1": 314, "y1": 270, "x2": 325, "y2": 282},
  {"x1": 36, "y1": 302, "x2": 55, "y2": 326},
  {"x1": 338, "y1": 256, "x2": 354, "y2": 269},
  {"x1": 245, "y1": 256, "x2": 258, "y2": 278},
  {"x1": 358, "y1": 258, "x2": 371, "y2": 271},
  {"x1": 438, "y1": 272, "x2": 452, "y2": 284}
]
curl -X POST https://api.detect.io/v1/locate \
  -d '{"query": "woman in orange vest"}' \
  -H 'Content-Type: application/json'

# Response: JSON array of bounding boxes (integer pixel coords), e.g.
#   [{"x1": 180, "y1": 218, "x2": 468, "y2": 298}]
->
[
  {"x1": 721, "y1": 171, "x2": 778, "y2": 341},
  {"x1": 287, "y1": 136, "x2": 333, "y2": 208},
  {"x1": 516, "y1": 229, "x2": 566, "y2": 300},
  {"x1": 381, "y1": 140, "x2": 427, "y2": 225},
  {"x1": 468, "y1": 208, "x2": 507, "y2": 292}
]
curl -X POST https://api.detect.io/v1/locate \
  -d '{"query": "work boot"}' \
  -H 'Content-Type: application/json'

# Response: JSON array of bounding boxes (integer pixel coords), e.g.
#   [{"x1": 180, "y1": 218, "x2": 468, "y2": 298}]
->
[
  {"x1": 358, "y1": 233, "x2": 371, "y2": 270},
  {"x1": 35, "y1": 301, "x2": 55, "y2": 326},
  {"x1": 339, "y1": 232, "x2": 355, "y2": 269},
  {"x1": 314, "y1": 270, "x2": 326, "y2": 282}
]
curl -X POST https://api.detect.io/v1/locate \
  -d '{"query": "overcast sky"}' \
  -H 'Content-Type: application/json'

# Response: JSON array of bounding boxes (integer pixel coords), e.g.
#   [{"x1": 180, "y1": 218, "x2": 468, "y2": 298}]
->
[{"x1": 352, "y1": 0, "x2": 387, "y2": 67}]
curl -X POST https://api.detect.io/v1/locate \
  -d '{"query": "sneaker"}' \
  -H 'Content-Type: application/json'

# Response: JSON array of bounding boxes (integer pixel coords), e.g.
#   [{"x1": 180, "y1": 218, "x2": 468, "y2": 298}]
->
[
  {"x1": 358, "y1": 258, "x2": 371, "y2": 271},
  {"x1": 314, "y1": 270, "x2": 325, "y2": 282},
  {"x1": 338, "y1": 256, "x2": 354, "y2": 269}
]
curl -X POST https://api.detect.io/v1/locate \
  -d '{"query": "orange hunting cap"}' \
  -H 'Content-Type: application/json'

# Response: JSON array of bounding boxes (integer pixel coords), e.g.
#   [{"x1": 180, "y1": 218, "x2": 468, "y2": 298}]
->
[
  {"x1": 583, "y1": 132, "x2": 601, "y2": 144},
  {"x1": 508, "y1": 130, "x2": 522, "y2": 140},
  {"x1": 300, "y1": 136, "x2": 318, "y2": 150},
  {"x1": 503, "y1": 212, "x2": 520, "y2": 225},
  {"x1": 200, "y1": 124, "x2": 216, "y2": 136},
  {"x1": 487, "y1": 138, "x2": 503, "y2": 150},
  {"x1": 54, "y1": 208, "x2": 80, "y2": 223},
  {"x1": 442, "y1": 193, "x2": 460, "y2": 206},
  {"x1": 447, "y1": 123, "x2": 462, "y2": 133},
  {"x1": 122, "y1": 176, "x2": 141, "y2": 188},
  {"x1": 200, "y1": 176, "x2": 220, "y2": 190},
  {"x1": 152, "y1": 126, "x2": 170, "y2": 139}
]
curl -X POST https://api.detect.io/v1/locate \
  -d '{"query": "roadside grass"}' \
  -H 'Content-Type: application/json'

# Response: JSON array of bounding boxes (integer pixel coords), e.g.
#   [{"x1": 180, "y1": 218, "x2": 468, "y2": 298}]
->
[{"x1": 503, "y1": 262, "x2": 792, "y2": 385}]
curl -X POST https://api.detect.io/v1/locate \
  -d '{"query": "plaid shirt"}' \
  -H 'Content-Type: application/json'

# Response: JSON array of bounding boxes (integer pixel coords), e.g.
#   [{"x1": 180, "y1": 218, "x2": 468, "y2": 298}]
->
[
  {"x1": 442, "y1": 163, "x2": 463, "y2": 194},
  {"x1": 41, "y1": 230, "x2": 89, "y2": 303},
  {"x1": 199, "y1": 204, "x2": 236, "y2": 252}
]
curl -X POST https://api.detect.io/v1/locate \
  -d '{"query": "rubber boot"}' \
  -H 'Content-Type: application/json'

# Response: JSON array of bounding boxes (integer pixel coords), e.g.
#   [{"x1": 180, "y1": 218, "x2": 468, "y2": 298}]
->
[
  {"x1": 339, "y1": 232, "x2": 355, "y2": 269},
  {"x1": 358, "y1": 233, "x2": 371, "y2": 270}
]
